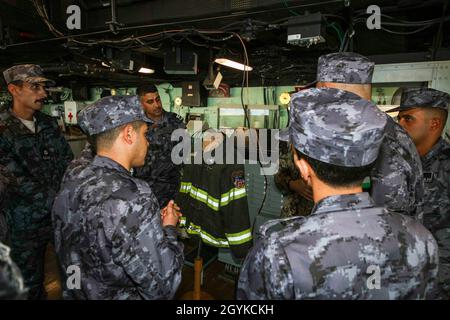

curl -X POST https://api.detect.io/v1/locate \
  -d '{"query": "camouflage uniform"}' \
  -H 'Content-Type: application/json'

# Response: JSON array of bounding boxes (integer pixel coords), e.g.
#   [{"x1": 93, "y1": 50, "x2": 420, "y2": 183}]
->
[
  {"x1": 61, "y1": 141, "x2": 94, "y2": 186},
  {"x1": 238, "y1": 88, "x2": 439, "y2": 300},
  {"x1": 275, "y1": 52, "x2": 424, "y2": 219},
  {"x1": 71, "y1": 111, "x2": 186, "y2": 209},
  {"x1": 422, "y1": 138, "x2": 450, "y2": 298},
  {"x1": 134, "y1": 111, "x2": 186, "y2": 208},
  {"x1": 52, "y1": 96, "x2": 184, "y2": 300},
  {"x1": 370, "y1": 116, "x2": 424, "y2": 220},
  {"x1": 388, "y1": 87, "x2": 450, "y2": 298},
  {"x1": 0, "y1": 65, "x2": 73, "y2": 299},
  {"x1": 0, "y1": 165, "x2": 16, "y2": 243},
  {"x1": 0, "y1": 241, "x2": 27, "y2": 299}
]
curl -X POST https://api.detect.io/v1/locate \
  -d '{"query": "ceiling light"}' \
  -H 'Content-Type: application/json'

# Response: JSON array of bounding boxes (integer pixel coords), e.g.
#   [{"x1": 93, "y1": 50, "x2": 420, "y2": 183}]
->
[
  {"x1": 138, "y1": 67, "x2": 155, "y2": 74},
  {"x1": 214, "y1": 58, "x2": 252, "y2": 71}
]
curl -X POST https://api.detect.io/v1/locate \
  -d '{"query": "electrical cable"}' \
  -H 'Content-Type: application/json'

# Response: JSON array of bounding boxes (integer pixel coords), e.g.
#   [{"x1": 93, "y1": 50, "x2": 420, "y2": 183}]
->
[
  {"x1": 230, "y1": 31, "x2": 268, "y2": 218},
  {"x1": 327, "y1": 22, "x2": 344, "y2": 47},
  {"x1": 282, "y1": 0, "x2": 300, "y2": 16},
  {"x1": 380, "y1": 23, "x2": 435, "y2": 35},
  {"x1": 4, "y1": 0, "x2": 344, "y2": 49},
  {"x1": 432, "y1": 1, "x2": 449, "y2": 61}
]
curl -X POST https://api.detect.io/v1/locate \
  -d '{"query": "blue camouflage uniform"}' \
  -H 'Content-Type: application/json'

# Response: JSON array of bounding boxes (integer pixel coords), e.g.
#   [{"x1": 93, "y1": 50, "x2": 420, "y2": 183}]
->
[
  {"x1": 389, "y1": 87, "x2": 450, "y2": 298},
  {"x1": 60, "y1": 141, "x2": 94, "y2": 186},
  {"x1": 134, "y1": 111, "x2": 186, "y2": 208},
  {"x1": 238, "y1": 88, "x2": 439, "y2": 300},
  {"x1": 52, "y1": 96, "x2": 184, "y2": 300},
  {"x1": 1, "y1": 162, "x2": 26, "y2": 299},
  {"x1": 275, "y1": 52, "x2": 424, "y2": 219},
  {"x1": 0, "y1": 241, "x2": 27, "y2": 299},
  {"x1": 370, "y1": 116, "x2": 424, "y2": 220},
  {"x1": 0, "y1": 65, "x2": 73, "y2": 299},
  {"x1": 65, "y1": 111, "x2": 186, "y2": 208},
  {"x1": 0, "y1": 164, "x2": 16, "y2": 243}
]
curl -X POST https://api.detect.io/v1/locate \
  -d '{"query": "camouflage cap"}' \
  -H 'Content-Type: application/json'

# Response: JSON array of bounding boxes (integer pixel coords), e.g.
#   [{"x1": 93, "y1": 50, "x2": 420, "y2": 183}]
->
[
  {"x1": 78, "y1": 95, "x2": 151, "y2": 135},
  {"x1": 317, "y1": 52, "x2": 375, "y2": 84},
  {"x1": 386, "y1": 87, "x2": 450, "y2": 113},
  {"x1": 3, "y1": 64, "x2": 55, "y2": 86},
  {"x1": 279, "y1": 87, "x2": 387, "y2": 167}
]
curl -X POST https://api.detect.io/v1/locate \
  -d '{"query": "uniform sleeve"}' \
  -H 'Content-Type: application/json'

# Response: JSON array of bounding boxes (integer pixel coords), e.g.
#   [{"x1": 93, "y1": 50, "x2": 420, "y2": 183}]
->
[
  {"x1": 0, "y1": 243, "x2": 27, "y2": 299},
  {"x1": 61, "y1": 142, "x2": 95, "y2": 185},
  {"x1": 0, "y1": 165, "x2": 16, "y2": 242},
  {"x1": 0, "y1": 164, "x2": 16, "y2": 207},
  {"x1": 0, "y1": 133, "x2": 53, "y2": 206},
  {"x1": 50, "y1": 117, "x2": 74, "y2": 175},
  {"x1": 237, "y1": 236, "x2": 294, "y2": 300},
  {"x1": 108, "y1": 194, "x2": 184, "y2": 300},
  {"x1": 60, "y1": 135, "x2": 74, "y2": 169},
  {"x1": 425, "y1": 232, "x2": 440, "y2": 299}
]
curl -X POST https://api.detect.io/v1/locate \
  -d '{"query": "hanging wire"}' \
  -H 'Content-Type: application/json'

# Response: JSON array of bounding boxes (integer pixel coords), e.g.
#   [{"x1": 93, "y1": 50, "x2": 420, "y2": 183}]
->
[
  {"x1": 380, "y1": 24, "x2": 436, "y2": 35},
  {"x1": 282, "y1": 0, "x2": 300, "y2": 16}
]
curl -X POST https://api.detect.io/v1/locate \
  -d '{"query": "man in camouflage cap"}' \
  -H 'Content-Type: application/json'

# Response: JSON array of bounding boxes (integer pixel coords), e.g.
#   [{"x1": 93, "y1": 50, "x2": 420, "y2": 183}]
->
[
  {"x1": 389, "y1": 87, "x2": 450, "y2": 299},
  {"x1": 134, "y1": 84, "x2": 186, "y2": 208},
  {"x1": 0, "y1": 64, "x2": 73, "y2": 299},
  {"x1": 63, "y1": 84, "x2": 186, "y2": 209},
  {"x1": 3, "y1": 64, "x2": 55, "y2": 87},
  {"x1": 275, "y1": 52, "x2": 424, "y2": 221},
  {"x1": 238, "y1": 87, "x2": 439, "y2": 300},
  {"x1": 52, "y1": 95, "x2": 184, "y2": 299}
]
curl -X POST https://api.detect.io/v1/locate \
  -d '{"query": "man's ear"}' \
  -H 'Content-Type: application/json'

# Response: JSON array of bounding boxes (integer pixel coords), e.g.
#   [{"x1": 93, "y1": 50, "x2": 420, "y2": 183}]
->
[
  {"x1": 429, "y1": 117, "x2": 442, "y2": 132},
  {"x1": 7, "y1": 83, "x2": 19, "y2": 97},
  {"x1": 122, "y1": 124, "x2": 135, "y2": 145},
  {"x1": 292, "y1": 149, "x2": 311, "y2": 182}
]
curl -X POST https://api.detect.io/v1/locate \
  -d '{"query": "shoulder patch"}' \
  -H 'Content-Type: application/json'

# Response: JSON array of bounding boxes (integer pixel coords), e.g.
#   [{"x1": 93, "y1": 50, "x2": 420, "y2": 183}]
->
[{"x1": 231, "y1": 170, "x2": 245, "y2": 188}]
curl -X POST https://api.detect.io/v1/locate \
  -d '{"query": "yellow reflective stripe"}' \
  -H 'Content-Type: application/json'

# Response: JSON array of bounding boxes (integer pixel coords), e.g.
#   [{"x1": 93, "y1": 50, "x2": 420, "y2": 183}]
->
[
  {"x1": 225, "y1": 229, "x2": 253, "y2": 245},
  {"x1": 191, "y1": 186, "x2": 220, "y2": 211},
  {"x1": 180, "y1": 182, "x2": 220, "y2": 211},
  {"x1": 179, "y1": 182, "x2": 247, "y2": 210},
  {"x1": 184, "y1": 222, "x2": 229, "y2": 247},
  {"x1": 220, "y1": 187, "x2": 247, "y2": 206}
]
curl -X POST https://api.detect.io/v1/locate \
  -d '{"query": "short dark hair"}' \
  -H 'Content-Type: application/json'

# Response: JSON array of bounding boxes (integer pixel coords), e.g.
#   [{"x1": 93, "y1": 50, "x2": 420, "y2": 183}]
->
[
  {"x1": 295, "y1": 149, "x2": 374, "y2": 188},
  {"x1": 93, "y1": 120, "x2": 145, "y2": 150},
  {"x1": 8, "y1": 80, "x2": 24, "y2": 87},
  {"x1": 424, "y1": 107, "x2": 448, "y2": 126},
  {"x1": 136, "y1": 84, "x2": 158, "y2": 97},
  {"x1": 6, "y1": 80, "x2": 24, "y2": 99}
]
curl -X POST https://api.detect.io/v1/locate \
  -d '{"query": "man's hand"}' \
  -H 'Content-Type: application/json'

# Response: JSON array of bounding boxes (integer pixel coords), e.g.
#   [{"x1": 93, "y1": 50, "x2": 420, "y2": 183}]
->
[
  {"x1": 160, "y1": 200, "x2": 182, "y2": 227},
  {"x1": 289, "y1": 179, "x2": 313, "y2": 201}
]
